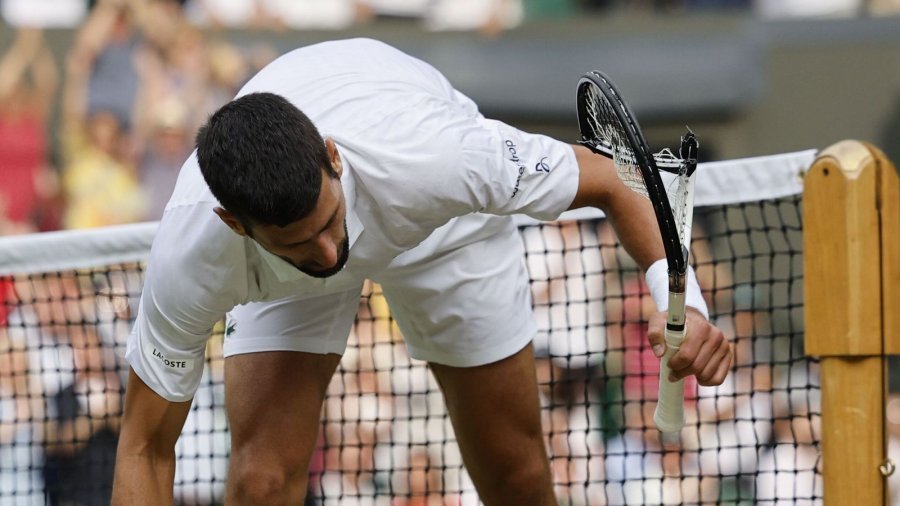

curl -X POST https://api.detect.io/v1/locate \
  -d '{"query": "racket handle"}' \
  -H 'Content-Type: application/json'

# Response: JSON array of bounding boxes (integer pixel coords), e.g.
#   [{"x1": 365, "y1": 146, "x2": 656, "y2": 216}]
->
[{"x1": 654, "y1": 325, "x2": 686, "y2": 433}]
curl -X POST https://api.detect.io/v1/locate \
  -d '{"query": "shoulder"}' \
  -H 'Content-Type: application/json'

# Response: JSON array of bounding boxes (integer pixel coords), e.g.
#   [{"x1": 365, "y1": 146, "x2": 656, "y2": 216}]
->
[
  {"x1": 146, "y1": 203, "x2": 251, "y2": 311},
  {"x1": 164, "y1": 150, "x2": 218, "y2": 210},
  {"x1": 242, "y1": 39, "x2": 453, "y2": 109},
  {"x1": 338, "y1": 101, "x2": 469, "y2": 194}
]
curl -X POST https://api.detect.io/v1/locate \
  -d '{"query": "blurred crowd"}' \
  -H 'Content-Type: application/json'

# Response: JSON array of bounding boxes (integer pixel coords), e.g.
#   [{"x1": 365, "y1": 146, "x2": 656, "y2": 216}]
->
[
  {"x1": 0, "y1": 214, "x2": 834, "y2": 505},
  {"x1": 0, "y1": 0, "x2": 281, "y2": 237},
  {"x1": 2, "y1": 0, "x2": 900, "y2": 237},
  {"x1": 0, "y1": 0, "x2": 897, "y2": 505}
]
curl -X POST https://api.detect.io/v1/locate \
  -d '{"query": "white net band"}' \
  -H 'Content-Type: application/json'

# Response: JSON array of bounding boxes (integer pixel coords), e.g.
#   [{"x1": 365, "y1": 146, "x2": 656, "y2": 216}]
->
[{"x1": 0, "y1": 149, "x2": 816, "y2": 275}]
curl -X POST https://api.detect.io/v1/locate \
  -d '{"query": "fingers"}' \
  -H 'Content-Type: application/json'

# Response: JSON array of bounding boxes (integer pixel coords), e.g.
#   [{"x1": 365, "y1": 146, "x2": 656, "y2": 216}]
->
[
  {"x1": 708, "y1": 347, "x2": 733, "y2": 386},
  {"x1": 696, "y1": 340, "x2": 732, "y2": 386},
  {"x1": 662, "y1": 310, "x2": 733, "y2": 386},
  {"x1": 647, "y1": 312, "x2": 667, "y2": 358}
]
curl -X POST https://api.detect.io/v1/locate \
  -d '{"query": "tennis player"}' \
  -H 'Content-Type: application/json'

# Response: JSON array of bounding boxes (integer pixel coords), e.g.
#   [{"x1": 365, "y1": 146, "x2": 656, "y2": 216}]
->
[{"x1": 111, "y1": 38, "x2": 732, "y2": 505}]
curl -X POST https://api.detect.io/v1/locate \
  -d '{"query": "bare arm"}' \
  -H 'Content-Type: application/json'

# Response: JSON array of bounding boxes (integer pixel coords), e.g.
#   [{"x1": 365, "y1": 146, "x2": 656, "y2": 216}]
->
[
  {"x1": 0, "y1": 28, "x2": 45, "y2": 100},
  {"x1": 111, "y1": 368, "x2": 192, "y2": 505},
  {"x1": 567, "y1": 144, "x2": 664, "y2": 270},
  {"x1": 29, "y1": 44, "x2": 59, "y2": 120},
  {"x1": 69, "y1": 0, "x2": 126, "y2": 67}
]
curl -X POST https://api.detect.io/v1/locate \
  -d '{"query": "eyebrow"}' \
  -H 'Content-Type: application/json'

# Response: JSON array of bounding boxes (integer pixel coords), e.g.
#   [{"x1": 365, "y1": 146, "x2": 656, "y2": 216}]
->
[{"x1": 283, "y1": 205, "x2": 340, "y2": 248}]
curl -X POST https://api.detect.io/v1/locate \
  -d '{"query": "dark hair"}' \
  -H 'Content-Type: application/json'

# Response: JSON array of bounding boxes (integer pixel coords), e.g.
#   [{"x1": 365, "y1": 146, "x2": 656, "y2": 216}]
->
[{"x1": 196, "y1": 92, "x2": 338, "y2": 228}]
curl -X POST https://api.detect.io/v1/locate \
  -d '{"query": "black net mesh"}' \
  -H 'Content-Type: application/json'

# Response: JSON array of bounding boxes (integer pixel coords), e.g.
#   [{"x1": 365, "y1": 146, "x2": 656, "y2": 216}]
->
[{"x1": 0, "y1": 195, "x2": 820, "y2": 505}]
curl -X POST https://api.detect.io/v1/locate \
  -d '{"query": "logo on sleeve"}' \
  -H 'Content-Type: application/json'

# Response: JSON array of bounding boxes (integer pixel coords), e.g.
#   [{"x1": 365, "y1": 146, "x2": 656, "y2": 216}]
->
[
  {"x1": 505, "y1": 140, "x2": 527, "y2": 198},
  {"x1": 505, "y1": 140, "x2": 551, "y2": 198}
]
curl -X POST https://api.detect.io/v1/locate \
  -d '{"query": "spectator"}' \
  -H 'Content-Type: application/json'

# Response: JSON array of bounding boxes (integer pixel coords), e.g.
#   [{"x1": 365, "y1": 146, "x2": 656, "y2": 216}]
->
[
  {"x1": 90, "y1": 266, "x2": 142, "y2": 383},
  {"x1": 603, "y1": 274, "x2": 702, "y2": 505},
  {"x1": 392, "y1": 446, "x2": 462, "y2": 506},
  {"x1": 5, "y1": 272, "x2": 120, "y2": 506},
  {"x1": 380, "y1": 336, "x2": 473, "y2": 500},
  {"x1": 0, "y1": 327, "x2": 45, "y2": 505},
  {"x1": 41, "y1": 325, "x2": 122, "y2": 506},
  {"x1": 204, "y1": 41, "x2": 250, "y2": 114},
  {"x1": 134, "y1": 16, "x2": 211, "y2": 139},
  {"x1": 676, "y1": 225, "x2": 777, "y2": 502},
  {"x1": 524, "y1": 220, "x2": 608, "y2": 373},
  {"x1": 755, "y1": 0, "x2": 861, "y2": 18},
  {"x1": 9, "y1": 274, "x2": 80, "y2": 400},
  {"x1": 60, "y1": 3, "x2": 148, "y2": 229},
  {"x1": 259, "y1": 0, "x2": 368, "y2": 30},
  {"x1": 0, "y1": 28, "x2": 61, "y2": 233},
  {"x1": 523, "y1": 218, "x2": 611, "y2": 504},
  {"x1": 425, "y1": 0, "x2": 523, "y2": 36},
  {"x1": 59, "y1": 82, "x2": 146, "y2": 227},
  {"x1": 616, "y1": 275, "x2": 699, "y2": 414},
  {"x1": 136, "y1": 0, "x2": 187, "y2": 57},
  {"x1": 686, "y1": 283, "x2": 775, "y2": 502},
  {"x1": 184, "y1": 0, "x2": 266, "y2": 28},
  {"x1": 137, "y1": 97, "x2": 192, "y2": 220},
  {"x1": 321, "y1": 346, "x2": 394, "y2": 502},
  {"x1": 1, "y1": 0, "x2": 88, "y2": 29},
  {"x1": 319, "y1": 290, "x2": 397, "y2": 502},
  {"x1": 535, "y1": 352, "x2": 606, "y2": 505},
  {"x1": 755, "y1": 362, "x2": 822, "y2": 503},
  {"x1": 174, "y1": 335, "x2": 229, "y2": 505},
  {"x1": 70, "y1": 0, "x2": 144, "y2": 137}
]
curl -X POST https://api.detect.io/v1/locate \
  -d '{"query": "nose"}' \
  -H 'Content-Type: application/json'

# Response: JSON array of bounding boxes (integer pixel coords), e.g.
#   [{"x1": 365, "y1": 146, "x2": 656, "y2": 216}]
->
[{"x1": 310, "y1": 234, "x2": 339, "y2": 269}]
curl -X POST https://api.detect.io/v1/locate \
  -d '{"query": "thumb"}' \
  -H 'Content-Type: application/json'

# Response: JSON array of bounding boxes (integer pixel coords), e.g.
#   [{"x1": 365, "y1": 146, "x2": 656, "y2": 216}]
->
[{"x1": 648, "y1": 311, "x2": 667, "y2": 358}]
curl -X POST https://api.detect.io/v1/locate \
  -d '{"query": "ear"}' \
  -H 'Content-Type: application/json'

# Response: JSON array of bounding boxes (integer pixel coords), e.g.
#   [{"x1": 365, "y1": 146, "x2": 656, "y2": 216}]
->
[
  {"x1": 325, "y1": 137, "x2": 343, "y2": 177},
  {"x1": 214, "y1": 207, "x2": 248, "y2": 237}
]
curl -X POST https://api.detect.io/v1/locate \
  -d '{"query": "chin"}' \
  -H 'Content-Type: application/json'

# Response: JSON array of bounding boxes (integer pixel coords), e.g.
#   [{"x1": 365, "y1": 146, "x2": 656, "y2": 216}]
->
[
  {"x1": 298, "y1": 238, "x2": 350, "y2": 279},
  {"x1": 299, "y1": 262, "x2": 346, "y2": 279}
]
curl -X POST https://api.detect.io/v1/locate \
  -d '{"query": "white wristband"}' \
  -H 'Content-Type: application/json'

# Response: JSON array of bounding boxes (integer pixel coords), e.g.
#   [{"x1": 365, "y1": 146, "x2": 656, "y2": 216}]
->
[{"x1": 644, "y1": 258, "x2": 709, "y2": 321}]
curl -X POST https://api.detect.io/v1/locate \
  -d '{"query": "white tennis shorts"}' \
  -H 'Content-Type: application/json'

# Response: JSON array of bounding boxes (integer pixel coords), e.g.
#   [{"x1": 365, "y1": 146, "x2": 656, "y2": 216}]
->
[{"x1": 223, "y1": 217, "x2": 536, "y2": 367}]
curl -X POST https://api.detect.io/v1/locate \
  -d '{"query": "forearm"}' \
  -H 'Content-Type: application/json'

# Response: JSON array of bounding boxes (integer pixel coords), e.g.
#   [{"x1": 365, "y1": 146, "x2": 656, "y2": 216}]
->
[
  {"x1": 31, "y1": 47, "x2": 59, "y2": 118},
  {"x1": 603, "y1": 178, "x2": 665, "y2": 271},
  {"x1": 71, "y1": 1, "x2": 121, "y2": 63},
  {"x1": 111, "y1": 368, "x2": 192, "y2": 505},
  {"x1": 568, "y1": 144, "x2": 664, "y2": 270},
  {"x1": 0, "y1": 48, "x2": 29, "y2": 98}
]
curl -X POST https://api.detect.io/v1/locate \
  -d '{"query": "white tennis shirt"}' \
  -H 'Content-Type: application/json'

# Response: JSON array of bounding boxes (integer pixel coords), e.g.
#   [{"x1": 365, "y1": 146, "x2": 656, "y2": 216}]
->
[{"x1": 127, "y1": 38, "x2": 580, "y2": 401}]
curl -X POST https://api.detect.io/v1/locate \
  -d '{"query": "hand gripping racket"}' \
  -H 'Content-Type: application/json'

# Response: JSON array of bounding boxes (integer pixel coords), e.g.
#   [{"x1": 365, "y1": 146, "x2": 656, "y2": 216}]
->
[{"x1": 575, "y1": 71, "x2": 699, "y2": 433}]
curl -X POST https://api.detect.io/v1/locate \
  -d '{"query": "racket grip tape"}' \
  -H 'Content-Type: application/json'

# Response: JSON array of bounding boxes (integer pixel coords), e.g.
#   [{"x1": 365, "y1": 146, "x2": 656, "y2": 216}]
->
[{"x1": 654, "y1": 325, "x2": 686, "y2": 433}]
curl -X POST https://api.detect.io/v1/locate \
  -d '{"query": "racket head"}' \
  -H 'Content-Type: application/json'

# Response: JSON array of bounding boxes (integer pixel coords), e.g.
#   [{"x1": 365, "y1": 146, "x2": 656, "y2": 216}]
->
[{"x1": 576, "y1": 71, "x2": 687, "y2": 275}]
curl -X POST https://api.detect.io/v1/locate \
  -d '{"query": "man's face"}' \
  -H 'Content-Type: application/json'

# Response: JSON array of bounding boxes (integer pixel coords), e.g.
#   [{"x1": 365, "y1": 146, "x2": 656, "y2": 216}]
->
[
  {"x1": 250, "y1": 172, "x2": 351, "y2": 278},
  {"x1": 214, "y1": 138, "x2": 351, "y2": 278}
]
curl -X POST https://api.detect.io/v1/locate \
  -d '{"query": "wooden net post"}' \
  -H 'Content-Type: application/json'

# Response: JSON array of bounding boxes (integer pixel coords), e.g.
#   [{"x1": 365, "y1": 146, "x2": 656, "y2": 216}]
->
[{"x1": 804, "y1": 140, "x2": 898, "y2": 505}]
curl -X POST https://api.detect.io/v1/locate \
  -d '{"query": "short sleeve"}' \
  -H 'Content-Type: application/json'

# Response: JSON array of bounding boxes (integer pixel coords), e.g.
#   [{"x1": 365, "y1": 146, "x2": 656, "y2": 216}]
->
[
  {"x1": 457, "y1": 117, "x2": 580, "y2": 220},
  {"x1": 126, "y1": 204, "x2": 249, "y2": 402}
]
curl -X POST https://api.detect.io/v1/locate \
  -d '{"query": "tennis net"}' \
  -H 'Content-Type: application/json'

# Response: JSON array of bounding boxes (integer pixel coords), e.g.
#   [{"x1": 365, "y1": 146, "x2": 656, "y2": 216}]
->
[{"x1": 0, "y1": 149, "x2": 820, "y2": 505}]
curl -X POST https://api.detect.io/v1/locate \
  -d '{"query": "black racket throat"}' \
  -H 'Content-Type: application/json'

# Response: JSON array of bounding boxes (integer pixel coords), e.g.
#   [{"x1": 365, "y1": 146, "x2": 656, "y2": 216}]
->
[{"x1": 577, "y1": 138, "x2": 698, "y2": 177}]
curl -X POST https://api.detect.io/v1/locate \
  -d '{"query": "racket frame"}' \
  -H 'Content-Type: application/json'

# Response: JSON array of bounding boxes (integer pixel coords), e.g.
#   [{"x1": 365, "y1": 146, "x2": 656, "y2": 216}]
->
[
  {"x1": 575, "y1": 71, "x2": 699, "y2": 432},
  {"x1": 576, "y1": 72, "x2": 689, "y2": 279}
]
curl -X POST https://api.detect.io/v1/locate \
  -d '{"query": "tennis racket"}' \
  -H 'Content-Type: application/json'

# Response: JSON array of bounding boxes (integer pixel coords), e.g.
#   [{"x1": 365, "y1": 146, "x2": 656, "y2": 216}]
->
[{"x1": 575, "y1": 71, "x2": 699, "y2": 433}]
